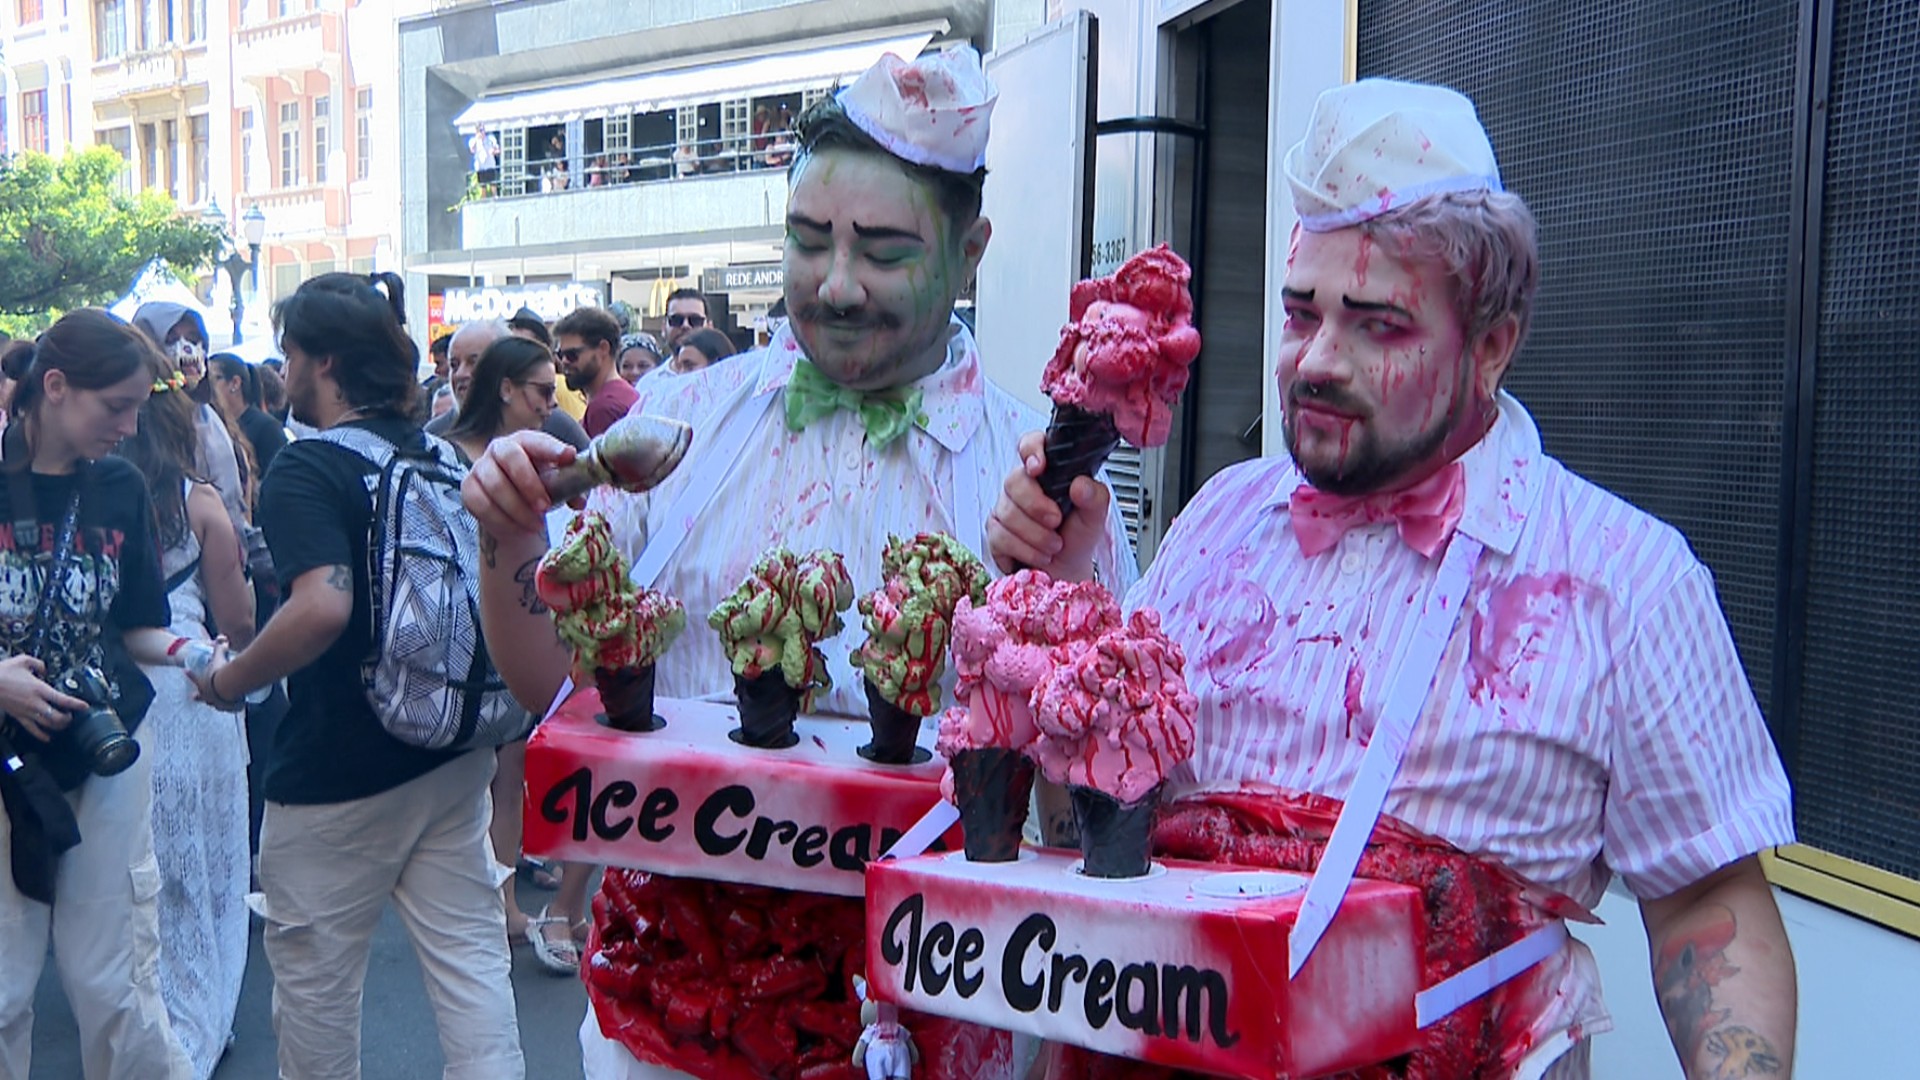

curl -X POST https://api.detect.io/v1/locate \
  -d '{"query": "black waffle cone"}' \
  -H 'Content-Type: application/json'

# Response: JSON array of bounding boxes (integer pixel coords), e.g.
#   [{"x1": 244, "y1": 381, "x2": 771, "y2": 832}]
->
[
  {"x1": 594, "y1": 664, "x2": 663, "y2": 732},
  {"x1": 732, "y1": 671, "x2": 801, "y2": 749},
  {"x1": 951, "y1": 748, "x2": 1037, "y2": 862},
  {"x1": 1070, "y1": 783, "x2": 1162, "y2": 879},
  {"x1": 1039, "y1": 403, "x2": 1122, "y2": 516}
]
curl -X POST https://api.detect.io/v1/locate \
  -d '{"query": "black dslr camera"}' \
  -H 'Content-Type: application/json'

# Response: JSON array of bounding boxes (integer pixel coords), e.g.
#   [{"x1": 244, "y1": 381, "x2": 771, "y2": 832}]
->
[{"x1": 52, "y1": 666, "x2": 138, "y2": 777}]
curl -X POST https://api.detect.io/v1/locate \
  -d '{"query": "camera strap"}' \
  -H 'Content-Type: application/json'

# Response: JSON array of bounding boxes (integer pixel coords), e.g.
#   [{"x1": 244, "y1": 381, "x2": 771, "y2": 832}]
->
[{"x1": 7, "y1": 462, "x2": 90, "y2": 665}]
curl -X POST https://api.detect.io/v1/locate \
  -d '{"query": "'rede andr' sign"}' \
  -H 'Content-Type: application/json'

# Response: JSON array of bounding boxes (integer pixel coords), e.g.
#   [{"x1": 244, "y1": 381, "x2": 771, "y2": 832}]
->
[
  {"x1": 522, "y1": 692, "x2": 954, "y2": 897},
  {"x1": 865, "y1": 850, "x2": 1429, "y2": 1079}
]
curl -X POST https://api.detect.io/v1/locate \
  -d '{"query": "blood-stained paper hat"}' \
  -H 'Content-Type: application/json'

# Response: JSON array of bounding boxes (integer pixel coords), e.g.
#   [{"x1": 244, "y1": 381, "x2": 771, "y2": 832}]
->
[
  {"x1": 838, "y1": 45, "x2": 996, "y2": 174},
  {"x1": 1283, "y1": 78, "x2": 1503, "y2": 232}
]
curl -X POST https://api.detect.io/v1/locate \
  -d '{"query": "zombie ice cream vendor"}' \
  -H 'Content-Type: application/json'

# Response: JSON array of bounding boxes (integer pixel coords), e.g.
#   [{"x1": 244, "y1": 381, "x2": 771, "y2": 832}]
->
[
  {"x1": 989, "y1": 80, "x2": 1797, "y2": 1079},
  {"x1": 464, "y1": 47, "x2": 1134, "y2": 1080}
]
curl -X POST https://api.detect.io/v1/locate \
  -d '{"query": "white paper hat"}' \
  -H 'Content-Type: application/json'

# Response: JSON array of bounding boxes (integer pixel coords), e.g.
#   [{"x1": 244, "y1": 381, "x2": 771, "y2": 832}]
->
[
  {"x1": 837, "y1": 45, "x2": 997, "y2": 174},
  {"x1": 1283, "y1": 78, "x2": 1503, "y2": 232}
]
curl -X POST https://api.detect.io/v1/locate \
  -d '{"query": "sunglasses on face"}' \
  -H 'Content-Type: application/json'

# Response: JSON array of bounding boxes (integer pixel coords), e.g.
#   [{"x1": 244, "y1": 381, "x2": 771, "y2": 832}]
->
[
  {"x1": 666, "y1": 314, "x2": 707, "y2": 328},
  {"x1": 518, "y1": 380, "x2": 558, "y2": 402},
  {"x1": 555, "y1": 346, "x2": 586, "y2": 362}
]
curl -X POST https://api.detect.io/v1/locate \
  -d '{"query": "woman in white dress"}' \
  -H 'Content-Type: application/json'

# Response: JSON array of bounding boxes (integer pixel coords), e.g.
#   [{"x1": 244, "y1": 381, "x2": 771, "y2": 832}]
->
[{"x1": 119, "y1": 364, "x2": 257, "y2": 1078}]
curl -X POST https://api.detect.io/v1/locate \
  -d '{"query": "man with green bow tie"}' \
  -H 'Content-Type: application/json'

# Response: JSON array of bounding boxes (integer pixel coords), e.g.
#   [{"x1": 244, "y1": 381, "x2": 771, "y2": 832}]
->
[
  {"x1": 463, "y1": 48, "x2": 1137, "y2": 1079},
  {"x1": 465, "y1": 46, "x2": 1137, "y2": 730}
]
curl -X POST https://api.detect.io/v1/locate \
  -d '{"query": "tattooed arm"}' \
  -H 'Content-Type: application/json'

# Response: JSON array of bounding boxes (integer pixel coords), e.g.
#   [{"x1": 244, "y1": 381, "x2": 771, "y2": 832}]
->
[
  {"x1": 195, "y1": 563, "x2": 355, "y2": 705},
  {"x1": 1642, "y1": 855, "x2": 1797, "y2": 1080},
  {"x1": 460, "y1": 429, "x2": 579, "y2": 715},
  {"x1": 476, "y1": 526, "x2": 572, "y2": 716}
]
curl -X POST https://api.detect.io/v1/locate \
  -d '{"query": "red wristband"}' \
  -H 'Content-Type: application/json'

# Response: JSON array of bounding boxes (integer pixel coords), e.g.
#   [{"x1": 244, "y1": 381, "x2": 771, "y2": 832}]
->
[{"x1": 166, "y1": 636, "x2": 191, "y2": 658}]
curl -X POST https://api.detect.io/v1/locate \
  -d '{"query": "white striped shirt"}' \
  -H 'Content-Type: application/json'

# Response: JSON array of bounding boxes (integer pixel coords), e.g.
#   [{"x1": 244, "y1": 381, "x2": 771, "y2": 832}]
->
[
  {"x1": 1129, "y1": 392, "x2": 1794, "y2": 1071},
  {"x1": 594, "y1": 319, "x2": 1139, "y2": 720}
]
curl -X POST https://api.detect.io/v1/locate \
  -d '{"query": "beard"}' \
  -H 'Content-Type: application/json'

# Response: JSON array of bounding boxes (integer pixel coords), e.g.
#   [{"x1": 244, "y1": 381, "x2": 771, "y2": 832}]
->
[
  {"x1": 1283, "y1": 361, "x2": 1472, "y2": 496},
  {"x1": 563, "y1": 363, "x2": 594, "y2": 392}
]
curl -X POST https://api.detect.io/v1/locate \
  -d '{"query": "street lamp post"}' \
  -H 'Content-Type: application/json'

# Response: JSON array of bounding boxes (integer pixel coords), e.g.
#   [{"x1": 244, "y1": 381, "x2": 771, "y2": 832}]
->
[{"x1": 202, "y1": 201, "x2": 269, "y2": 345}]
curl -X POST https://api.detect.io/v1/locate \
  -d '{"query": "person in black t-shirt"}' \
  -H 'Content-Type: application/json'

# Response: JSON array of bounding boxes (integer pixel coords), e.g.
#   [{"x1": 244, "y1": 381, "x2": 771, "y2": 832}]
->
[
  {"x1": 193, "y1": 273, "x2": 526, "y2": 1079},
  {"x1": 0, "y1": 310, "x2": 196, "y2": 1078},
  {"x1": 207, "y1": 352, "x2": 287, "y2": 487}
]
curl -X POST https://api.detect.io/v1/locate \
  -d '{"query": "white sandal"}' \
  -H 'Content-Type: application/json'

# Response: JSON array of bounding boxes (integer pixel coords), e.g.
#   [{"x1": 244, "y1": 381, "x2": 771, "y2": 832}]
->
[{"x1": 525, "y1": 905, "x2": 581, "y2": 975}]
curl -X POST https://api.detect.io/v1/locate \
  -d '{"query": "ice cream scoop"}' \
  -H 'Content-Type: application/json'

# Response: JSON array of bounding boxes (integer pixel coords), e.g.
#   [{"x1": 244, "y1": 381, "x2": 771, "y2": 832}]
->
[
  {"x1": 1029, "y1": 608, "x2": 1197, "y2": 805},
  {"x1": 942, "y1": 570, "x2": 1122, "y2": 756},
  {"x1": 540, "y1": 413, "x2": 693, "y2": 504},
  {"x1": 709, "y1": 547, "x2": 854, "y2": 746},
  {"x1": 850, "y1": 533, "x2": 990, "y2": 764},
  {"x1": 1035, "y1": 245, "x2": 1201, "y2": 515},
  {"x1": 1029, "y1": 607, "x2": 1198, "y2": 877},
  {"x1": 536, "y1": 511, "x2": 685, "y2": 730}
]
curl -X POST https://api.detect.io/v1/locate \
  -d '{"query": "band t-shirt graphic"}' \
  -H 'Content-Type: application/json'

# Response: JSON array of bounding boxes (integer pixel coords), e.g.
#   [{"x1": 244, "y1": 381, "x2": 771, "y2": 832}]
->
[{"x1": 0, "y1": 458, "x2": 168, "y2": 697}]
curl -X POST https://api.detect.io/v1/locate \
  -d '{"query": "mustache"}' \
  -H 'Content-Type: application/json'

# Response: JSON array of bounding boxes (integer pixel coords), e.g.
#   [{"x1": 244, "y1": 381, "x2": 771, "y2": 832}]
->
[
  {"x1": 792, "y1": 300, "x2": 901, "y2": 332},
  {"x1": 1289, "y1": 381, "x2": 1368, "y2": 417}
]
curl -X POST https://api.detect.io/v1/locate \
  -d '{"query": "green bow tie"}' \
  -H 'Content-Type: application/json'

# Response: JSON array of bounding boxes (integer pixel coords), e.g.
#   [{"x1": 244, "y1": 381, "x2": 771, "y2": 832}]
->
[{"x1": 784, "y1": 359, "x2": 927, "y2": 449}]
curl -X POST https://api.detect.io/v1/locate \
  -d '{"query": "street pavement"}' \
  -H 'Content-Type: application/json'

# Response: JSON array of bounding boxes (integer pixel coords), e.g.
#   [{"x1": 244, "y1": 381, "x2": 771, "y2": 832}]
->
[{"x1": 30, "y1": 877, "x2": 589, "y2": 1079}]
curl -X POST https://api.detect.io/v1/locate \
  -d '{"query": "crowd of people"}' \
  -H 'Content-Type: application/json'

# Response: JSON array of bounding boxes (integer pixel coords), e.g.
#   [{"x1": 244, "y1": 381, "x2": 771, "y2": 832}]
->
[
  {"x1": 0, "y1": 274, "x2": 738, "y2": 1078},
  {"x1": 0, "y1": 45, "x2": 1800, "y2": 1080}
]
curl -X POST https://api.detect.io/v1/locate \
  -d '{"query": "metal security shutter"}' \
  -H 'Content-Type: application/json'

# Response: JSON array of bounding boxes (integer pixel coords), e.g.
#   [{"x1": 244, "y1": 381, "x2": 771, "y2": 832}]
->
[
  {"x1": 1792, "y1": 0, "x2": 1920, "y2": 877},
  {"x1": 1356, "y1": 0, "x2": 1799, "y2": 715},
  {"x1": 1106, "y1": 444, "x2": 1147, "y2": 551}
]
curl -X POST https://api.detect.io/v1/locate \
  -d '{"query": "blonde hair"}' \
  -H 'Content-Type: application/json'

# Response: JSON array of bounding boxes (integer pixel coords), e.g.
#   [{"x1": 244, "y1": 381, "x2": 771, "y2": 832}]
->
[{"x1": 1360, "y1": 189, "x2": 1539, "y2": 352}]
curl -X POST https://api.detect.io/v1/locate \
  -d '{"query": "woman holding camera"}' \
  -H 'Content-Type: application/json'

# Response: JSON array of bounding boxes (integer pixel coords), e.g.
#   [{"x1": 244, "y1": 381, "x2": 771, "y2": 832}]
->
[
  {"x1": 121, "y1": 355, "x2": 257, "y2": 1079},
  {"x1": 0, "y1": 310, "x2": 196, "y2": 1079}
]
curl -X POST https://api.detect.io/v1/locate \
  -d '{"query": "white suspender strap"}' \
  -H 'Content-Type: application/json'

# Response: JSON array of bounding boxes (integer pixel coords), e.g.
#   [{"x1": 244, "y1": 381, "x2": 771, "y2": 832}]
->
[
  {"x1": 1288, "y1": 534, "x2": 1485, "y2": 977},
  {"x1": 951, "y1": 446, "x2": 987, "y2": 564},
  {"x1": 1415, "y1": 920, "x2": 1569, "y2": 1027},
  {"x1": 629, "y1": 382, "x2": 778, "y2": 590}
]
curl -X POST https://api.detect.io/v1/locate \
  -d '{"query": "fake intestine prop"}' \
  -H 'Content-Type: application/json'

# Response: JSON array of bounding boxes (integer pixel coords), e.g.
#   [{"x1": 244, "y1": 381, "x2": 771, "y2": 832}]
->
[{"x1": 584, "y1": 873, "x2": 1010, "y2": 1080}]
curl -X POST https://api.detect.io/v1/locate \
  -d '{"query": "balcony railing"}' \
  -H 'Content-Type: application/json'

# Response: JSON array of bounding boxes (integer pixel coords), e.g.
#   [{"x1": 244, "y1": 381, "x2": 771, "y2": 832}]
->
[
  {"x1": 92, "y1": 47, "x2": 185, "y2": 101},
  {"x1": 234, "y1": 10, "x2": 334, "y2": 79},
  {"x1": 460, "y1": 160, "x2": 788, "y2": 251},
  {"x1": 468, "y1": 132, "x2": 798, "y2": 202}
]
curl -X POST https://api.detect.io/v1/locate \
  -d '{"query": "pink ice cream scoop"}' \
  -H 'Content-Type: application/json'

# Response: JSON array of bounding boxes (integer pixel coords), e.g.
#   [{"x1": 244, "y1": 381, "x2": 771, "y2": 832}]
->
[
  {"x1": 938, "y1": 571, "x2": 1123, "y2": 757},
  {"x1": 1040, "y1": 245, "x2": 1202, "y2": 449},
  {"x1": 1029, "y1": 608, "x2": 1199, "y2": 806}
]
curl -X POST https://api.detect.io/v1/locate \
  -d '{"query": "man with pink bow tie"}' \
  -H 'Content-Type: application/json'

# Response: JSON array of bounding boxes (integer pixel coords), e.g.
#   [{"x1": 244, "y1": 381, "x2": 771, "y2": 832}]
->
[{"x1": 989, "y1": 79, "x2": 1797, "y2": 1079}]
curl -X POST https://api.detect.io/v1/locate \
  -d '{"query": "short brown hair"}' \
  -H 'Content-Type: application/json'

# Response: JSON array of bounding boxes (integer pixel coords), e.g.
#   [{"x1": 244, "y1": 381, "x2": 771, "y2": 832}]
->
[
  {"x1": 1359, "y1": 189, "x2": 1540, "y2": 351},
  {"x1": 552, "y1": 306, "x2": 622, "y2": 352}
]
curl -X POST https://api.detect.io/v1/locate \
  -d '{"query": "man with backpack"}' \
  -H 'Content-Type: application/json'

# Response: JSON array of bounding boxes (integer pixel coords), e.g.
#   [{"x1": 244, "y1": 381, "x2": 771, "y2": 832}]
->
[{"x1": 191, "y1": 273, "x2": 526, "y2": 1080}]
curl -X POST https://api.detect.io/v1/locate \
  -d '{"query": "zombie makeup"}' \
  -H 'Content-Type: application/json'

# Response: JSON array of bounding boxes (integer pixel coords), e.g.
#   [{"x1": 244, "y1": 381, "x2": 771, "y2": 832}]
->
[
  {"x1": 1277, "y1": 227, "x2": 1488, "y2": 496},
  {"x1": 782, "y1": 149, "x2": 983, "y2": 392}
]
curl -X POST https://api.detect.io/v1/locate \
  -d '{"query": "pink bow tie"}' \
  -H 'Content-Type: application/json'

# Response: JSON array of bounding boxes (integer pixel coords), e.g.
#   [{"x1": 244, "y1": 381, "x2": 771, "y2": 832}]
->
[{"x1": 1289, "y1": 463, "x2": 1467, "y2": 558}]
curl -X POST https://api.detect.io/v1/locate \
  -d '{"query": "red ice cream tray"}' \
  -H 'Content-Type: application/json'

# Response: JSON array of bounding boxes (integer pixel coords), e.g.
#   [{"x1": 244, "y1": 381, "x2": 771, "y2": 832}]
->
[
  {"x1": 522, "y1": 691, "x2": 959, "y2": 897},
  {"x1": 865, "y1": 848, "x2": 1427, "y2": 1079}
]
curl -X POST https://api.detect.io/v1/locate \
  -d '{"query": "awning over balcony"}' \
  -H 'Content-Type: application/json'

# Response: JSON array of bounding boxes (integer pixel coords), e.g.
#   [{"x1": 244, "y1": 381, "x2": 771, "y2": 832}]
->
[{"x1": 452, "y1": 30, "x2": 938, "y2": 133}]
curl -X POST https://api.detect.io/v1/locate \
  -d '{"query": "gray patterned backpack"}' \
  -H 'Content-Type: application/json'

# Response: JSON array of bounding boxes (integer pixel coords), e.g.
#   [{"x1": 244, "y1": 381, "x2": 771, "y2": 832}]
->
[{"x1": 314, "y1": 426, "x2": 531, "y2": 750}]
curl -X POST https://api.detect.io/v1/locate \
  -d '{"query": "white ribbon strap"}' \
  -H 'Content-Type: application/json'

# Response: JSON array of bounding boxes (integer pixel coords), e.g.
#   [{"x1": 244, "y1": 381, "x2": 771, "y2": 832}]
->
[
  {"x1": 1288, "y1": 535, "x2": 1484, "y2": 978},
  {"x1": 542, "y1": 676, "x2": 575, "y2": 723},
  {"x1": 1415, "y1": 920, "x2": 1569, "y2": 1028},
  {"x1": 629, "y1": 381, "x2": 777, "y2": 590},
  {"x1": 879, "y1": 799, "x2": 962, "y2": 861}
]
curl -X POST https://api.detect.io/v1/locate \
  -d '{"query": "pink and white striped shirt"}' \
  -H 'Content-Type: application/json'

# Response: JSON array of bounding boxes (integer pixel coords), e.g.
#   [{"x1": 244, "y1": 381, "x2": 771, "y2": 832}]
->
[{"x1": 1129, "y1": 393, "x2": 1794, "y2": 1075}]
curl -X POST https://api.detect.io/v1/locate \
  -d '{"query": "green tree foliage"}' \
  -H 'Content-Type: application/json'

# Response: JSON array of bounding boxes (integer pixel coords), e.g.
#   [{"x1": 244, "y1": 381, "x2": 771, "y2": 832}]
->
[{"x1": 0, "y1": 147, "x2": 222, "y2": 335}]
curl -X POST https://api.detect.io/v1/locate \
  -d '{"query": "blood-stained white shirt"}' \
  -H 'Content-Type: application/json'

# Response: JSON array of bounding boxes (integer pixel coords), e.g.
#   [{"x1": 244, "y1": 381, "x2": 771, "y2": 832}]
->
[
  {"x1": 595, "y1": 318, "x2": 1138, "y2": 720},
  {"x1": 1128, "y1": 392, "x2": 1794, "y2": 1077}
]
